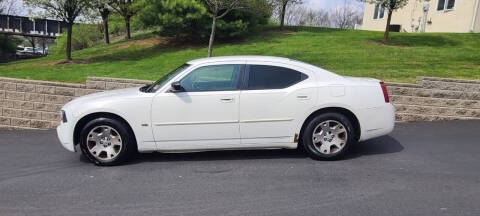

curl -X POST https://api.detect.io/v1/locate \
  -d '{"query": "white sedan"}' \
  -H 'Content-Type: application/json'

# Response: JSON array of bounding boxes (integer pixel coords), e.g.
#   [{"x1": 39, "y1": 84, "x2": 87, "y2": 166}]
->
[{"x1": 57, "y1": 56, "x2": 395, "y2": 166}]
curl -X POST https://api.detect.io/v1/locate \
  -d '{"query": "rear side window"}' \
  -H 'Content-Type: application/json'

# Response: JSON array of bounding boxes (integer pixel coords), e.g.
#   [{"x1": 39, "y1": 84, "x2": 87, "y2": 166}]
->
[{"x1": 246, "y1": 65, "x2": 308, "y2": 90}]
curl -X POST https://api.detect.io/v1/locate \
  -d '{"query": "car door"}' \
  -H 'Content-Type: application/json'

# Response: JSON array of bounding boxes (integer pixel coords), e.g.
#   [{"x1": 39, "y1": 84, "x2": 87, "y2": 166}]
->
[
  {"x1": 151, "y1": 63, "x2": 244, "y2": 151},
  {"x1": 239, "y1": 62, "x2": 316, "y2": 146}
]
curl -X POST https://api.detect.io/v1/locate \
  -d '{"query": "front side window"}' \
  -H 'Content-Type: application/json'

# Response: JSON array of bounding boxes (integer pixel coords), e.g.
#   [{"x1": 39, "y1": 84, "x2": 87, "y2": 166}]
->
[
  {"x1": 145, "y1": 64, "x2": 190, "y2": 92},
  {"x1": 180, "y1": 64, "x2": 242, "y2": 92},
  {"x1": 438, "y1": 0, "x2": 455, "y2": 11},
  {"x1": 246, "y1": 65, "x2": 308, "y2": 90}
]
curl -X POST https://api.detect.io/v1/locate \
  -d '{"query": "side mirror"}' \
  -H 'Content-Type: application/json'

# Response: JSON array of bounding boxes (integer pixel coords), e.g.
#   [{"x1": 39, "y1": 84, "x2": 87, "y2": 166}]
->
[{"x1": 170, "y1": 81, "x2": 184, "y2": 92}]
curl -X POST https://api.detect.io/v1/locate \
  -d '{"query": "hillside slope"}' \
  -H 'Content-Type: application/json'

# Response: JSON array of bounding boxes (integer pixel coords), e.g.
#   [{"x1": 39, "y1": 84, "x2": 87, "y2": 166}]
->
[{"x1": 0, "y1": 27, "x2": 479, "y2": 83}]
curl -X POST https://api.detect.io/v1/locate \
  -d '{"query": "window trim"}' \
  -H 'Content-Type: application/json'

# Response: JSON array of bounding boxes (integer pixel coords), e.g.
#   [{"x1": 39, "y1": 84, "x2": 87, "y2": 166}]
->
[
  {"x1": 437, "y1": 0, "x2": 456, "y2": 12},
  {"x1": 242, "y1": 64, "x2": 309, "y2": 91},
  {"x1": 177, "y1": 64, "x2": 245, "y2": 93},
  {"x1": 145, "y1": 64, "x2": 191, "y2": 93}
]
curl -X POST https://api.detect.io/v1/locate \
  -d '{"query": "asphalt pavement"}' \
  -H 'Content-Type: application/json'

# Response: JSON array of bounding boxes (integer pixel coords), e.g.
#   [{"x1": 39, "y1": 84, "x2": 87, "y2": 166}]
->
[{"x1": 0, "y1": 121, "x2": 479, "y2": 216}]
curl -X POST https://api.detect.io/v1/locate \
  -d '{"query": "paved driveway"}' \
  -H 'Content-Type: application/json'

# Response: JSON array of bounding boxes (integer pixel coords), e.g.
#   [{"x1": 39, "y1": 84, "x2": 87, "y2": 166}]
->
[{"x1": 0, "y1": 121, "x2": 479, "y2": 216}]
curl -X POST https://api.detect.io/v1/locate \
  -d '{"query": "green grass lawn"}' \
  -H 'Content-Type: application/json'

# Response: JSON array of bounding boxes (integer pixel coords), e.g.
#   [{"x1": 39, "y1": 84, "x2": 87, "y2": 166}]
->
[{"x1": 1, "y1": 27, "x2": 479, "y2": 83}]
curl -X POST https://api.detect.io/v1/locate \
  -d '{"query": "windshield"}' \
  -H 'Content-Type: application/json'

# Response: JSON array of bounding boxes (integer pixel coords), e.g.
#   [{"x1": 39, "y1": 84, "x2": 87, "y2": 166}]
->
[{"x1": 144, "y1": 64, "x2": 190, "y2": 92}]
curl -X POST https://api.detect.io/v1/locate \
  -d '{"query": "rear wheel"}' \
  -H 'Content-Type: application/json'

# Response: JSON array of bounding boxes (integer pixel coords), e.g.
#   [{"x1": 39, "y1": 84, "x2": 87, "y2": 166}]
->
[
  {"x1": 302, "y1": 112, "x2": 356, "y2": 160},
  {"x1": 79, "y1": 117, "x2": 136, "y2": 166}
]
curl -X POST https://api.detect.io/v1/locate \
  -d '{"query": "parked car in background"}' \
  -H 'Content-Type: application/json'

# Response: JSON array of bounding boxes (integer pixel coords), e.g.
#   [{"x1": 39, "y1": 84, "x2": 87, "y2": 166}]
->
[
  {"x1": 16, "y1": 47, "x2": 48, "y2": 59},
  {"x1": 57, "y1": 56, "x2": 395, "y2": 166}
]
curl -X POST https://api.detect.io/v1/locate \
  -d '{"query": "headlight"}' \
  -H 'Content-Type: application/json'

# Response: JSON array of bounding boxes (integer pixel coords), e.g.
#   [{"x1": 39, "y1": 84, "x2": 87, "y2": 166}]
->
[{"x1": 61, "y1": 110, "x2": 67, "y2": 123}]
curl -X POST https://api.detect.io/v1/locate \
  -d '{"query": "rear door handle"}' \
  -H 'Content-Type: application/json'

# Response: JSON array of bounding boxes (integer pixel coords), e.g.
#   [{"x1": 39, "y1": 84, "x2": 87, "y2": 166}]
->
[
  {"x1": 220, "y1": 97, "x2": 234, "y2": 103},
  {"x1": 297, "y1": 95, "x2": 310, "y2": 100}
]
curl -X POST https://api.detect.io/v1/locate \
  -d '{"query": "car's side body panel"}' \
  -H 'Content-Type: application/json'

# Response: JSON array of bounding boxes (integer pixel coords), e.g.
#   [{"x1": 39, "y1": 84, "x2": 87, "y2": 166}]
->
[
  {"x1": 238, "y1": 60, "x2": 318, "y2": 148},
  {"x1": 150, "y1": 60, "x2": 244, "y2": 151},
  {"x1": 58, "y1": 88, "x2": 156, "y2": 152},
  {"x1": 151, "y1": 90, "x2": 241, "y2": 151},
  {"x1": 56, "y1": 56, "x2": 395, "y2": 154}
]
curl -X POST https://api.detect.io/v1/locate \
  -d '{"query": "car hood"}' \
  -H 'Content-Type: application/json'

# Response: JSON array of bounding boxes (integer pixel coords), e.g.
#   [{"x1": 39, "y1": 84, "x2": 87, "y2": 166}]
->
[{"x1": 63, "y1": 87, "x2": 144, "y2": 110}]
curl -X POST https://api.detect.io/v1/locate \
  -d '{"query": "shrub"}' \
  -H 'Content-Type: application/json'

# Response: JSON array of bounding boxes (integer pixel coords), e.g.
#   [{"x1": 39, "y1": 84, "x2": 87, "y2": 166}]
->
[
  {"x1": 139, "y1": 0, "x2": 208, "y2": 38},
  {"x1": 53, "y1": 24, "x2": 103, "y2": 54},
  {"x1": 138, "y1": 0, "x2": 271, "y2": 40},
  {"x1": 0, "y1": 35, "x2": 21, "y2": 54}
]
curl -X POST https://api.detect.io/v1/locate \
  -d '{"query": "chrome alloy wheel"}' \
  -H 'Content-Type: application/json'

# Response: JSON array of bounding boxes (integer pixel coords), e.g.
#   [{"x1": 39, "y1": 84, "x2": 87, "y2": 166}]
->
[
  {"x1": 86, "y1": 125, "x2": 123, "y2": 161},
  {"x1": 312, "y1": 120, "x2": 348, "y2": 155}
]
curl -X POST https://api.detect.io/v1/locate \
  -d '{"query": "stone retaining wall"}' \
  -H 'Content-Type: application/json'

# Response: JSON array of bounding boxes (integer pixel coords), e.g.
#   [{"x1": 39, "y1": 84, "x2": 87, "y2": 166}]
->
[
  {"x1": 387, "y1": 77, "x2": 480, "y2": 121},
  {"x1": 0, "y1": 76, "x2": 479, "y2": 129},
  {"x1": 0, "y1": 77, "x2": 150, "y2": 130}
]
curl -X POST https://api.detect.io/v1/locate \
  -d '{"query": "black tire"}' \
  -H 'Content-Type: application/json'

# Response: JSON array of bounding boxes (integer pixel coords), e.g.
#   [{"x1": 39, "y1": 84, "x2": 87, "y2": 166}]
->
[
  {"x1": 79, "y1": 117, "x2": 136, "y2": 166},
  {"x1": 301, "y1": 112, "x2": 356, "y2": 160}
]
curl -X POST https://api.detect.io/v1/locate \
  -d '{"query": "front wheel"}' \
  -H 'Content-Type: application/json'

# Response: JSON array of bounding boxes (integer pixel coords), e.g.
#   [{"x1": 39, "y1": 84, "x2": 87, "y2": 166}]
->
[
  {"x1": 302, "y1": 113, "x2": 356, "y2": 160},
  {"x1": 79, "y1": 117, "x2": 136, "y2": 166}
]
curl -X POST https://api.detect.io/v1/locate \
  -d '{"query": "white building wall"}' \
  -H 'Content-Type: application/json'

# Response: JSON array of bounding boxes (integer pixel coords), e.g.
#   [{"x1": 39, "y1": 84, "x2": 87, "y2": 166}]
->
[{"x1": 362, "y1": 0, "x2": 479, "y2": 33}]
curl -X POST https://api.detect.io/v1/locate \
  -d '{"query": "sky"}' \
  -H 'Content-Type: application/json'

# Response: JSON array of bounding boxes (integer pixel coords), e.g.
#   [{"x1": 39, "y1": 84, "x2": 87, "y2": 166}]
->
[
  {"x1": 303, "y1": 0, "x2": 365, "y2": 11},
  {"x1": 9, "y1": 0, "x2": 365, "y2": 17}
]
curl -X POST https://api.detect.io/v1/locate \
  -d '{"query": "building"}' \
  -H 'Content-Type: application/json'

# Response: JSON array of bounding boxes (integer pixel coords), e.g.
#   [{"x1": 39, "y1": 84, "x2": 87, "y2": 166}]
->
[
  {"x1": 362, "y1": 0, "x2": 480, "y2": 33},
  {"x1": 0, "y1": 14, "x2": 66, "y2": 37}
]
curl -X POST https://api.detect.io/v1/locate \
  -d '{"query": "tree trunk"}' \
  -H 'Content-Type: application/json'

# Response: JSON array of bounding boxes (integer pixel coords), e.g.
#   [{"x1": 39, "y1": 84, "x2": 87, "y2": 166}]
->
[
  {"x1": 101, "y1": 9, "x2": 110, "y2": 44},
  {"x1": 125, "y1": 16, "x2": 131, "y2": 39},
  {"x1": 207, "y1": 16, "x2": 217, "y2": 58},
  {"x1": 66, "y1": 22, "x2": 73, "y2": 60},
  {"x1": 42, "y1": 40, "x2": 45, "y2": 55},
  {"x1": 384, "y1": 9, "x2": 393, "y2": 42},
  {"x1": 29, "y1": 37, "x2": 35, "y2": 52},
  {"x1": 104, "y1": 19, "x2": 110, "y2": 44},
  {"x1": 280, "y1": 2, "x2": 287, "y2": 28}
]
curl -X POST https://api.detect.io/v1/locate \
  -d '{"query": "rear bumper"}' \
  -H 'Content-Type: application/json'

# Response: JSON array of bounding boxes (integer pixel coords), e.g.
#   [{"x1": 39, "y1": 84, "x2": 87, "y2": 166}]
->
[
  {"x1": 57, "y1": 122, "x2": 75, "y2": 152},
  {"x1": 357, "y1": 103, "x2": 395, "y2": 141}
]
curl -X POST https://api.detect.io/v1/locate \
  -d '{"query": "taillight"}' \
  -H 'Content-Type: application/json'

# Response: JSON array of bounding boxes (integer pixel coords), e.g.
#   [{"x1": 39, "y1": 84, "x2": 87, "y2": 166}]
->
[{"x1": 380, "y1": 82, "x2": 390, "y2": 103}]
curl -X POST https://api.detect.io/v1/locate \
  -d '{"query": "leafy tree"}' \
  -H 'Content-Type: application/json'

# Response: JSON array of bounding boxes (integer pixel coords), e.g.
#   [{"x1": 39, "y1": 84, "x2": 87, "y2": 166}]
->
[
  {"x1": 215, "y1": 8, "x2": 270, "y2": 39},
  {"x1": 108, "y1": 14, "x2": 142, "y2": 36},
  {"x1": 24, "y1": 0, "x2": 90, "y2": 60},
  {"x1": 359, "y1": 0, "x2": 408, "y2": 41},
  {"x1": 0, "y1": 35, "x2": 21, "y2": 55},
  {"x1": 87, "y1": 0, "x2": 112, "y2": 44},
  {"x1": 139, "y1": 0, "x2": 207, "y2": 38},
  {"x1": 109, "y1": 0, "x2": 142, "y2": 39},
  {"x1": 202, "y1": 0, "x2": 262, "y2": 57},
  {"x1": 138, "y1": 0, "x2": 270, "y2": 42},
  {"x1": 54, "y1": 24, "x2": 103, "y2": 53}
]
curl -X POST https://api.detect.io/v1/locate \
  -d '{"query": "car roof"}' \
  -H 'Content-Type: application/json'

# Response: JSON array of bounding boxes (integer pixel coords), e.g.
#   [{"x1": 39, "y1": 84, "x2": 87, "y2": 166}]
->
[
  {"x1": 187, "y1": 56, "x2": 297, "y2": 65},
  {"x1": 186, "y1": 55, "x2": 344, "y2": 81}
]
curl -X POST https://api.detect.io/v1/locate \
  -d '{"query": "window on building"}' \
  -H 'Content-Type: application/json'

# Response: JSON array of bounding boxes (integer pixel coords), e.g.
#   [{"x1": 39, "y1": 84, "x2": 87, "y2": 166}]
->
[
  {"x1": 437, "y1": 0, "x2": 455, "y2": 11},
  {"x1": 373, "y1": 4, "x2": 385, "y2": 19},
  {"x1": 373, "y1": 4, "x2": 379, "y2": 19}
]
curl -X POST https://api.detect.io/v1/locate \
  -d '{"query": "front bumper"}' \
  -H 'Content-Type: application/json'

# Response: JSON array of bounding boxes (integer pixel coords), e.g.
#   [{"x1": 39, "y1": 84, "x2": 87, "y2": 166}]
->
[{"x1": 57, "y1": 122, "x2": 75, "y2": 152}]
